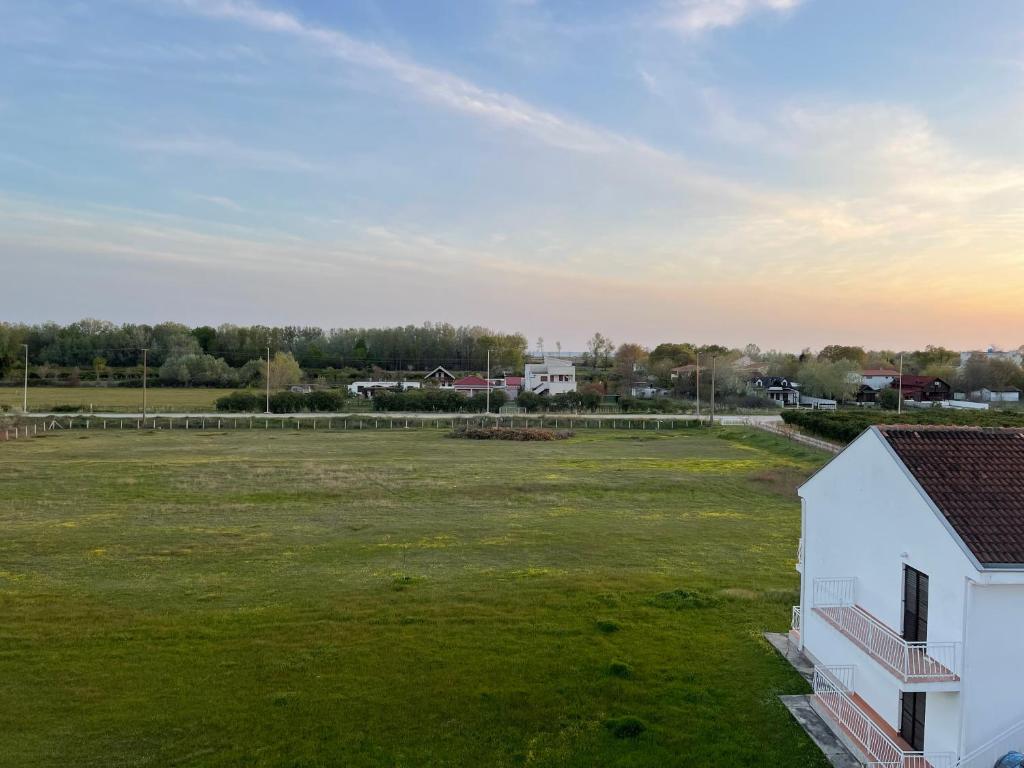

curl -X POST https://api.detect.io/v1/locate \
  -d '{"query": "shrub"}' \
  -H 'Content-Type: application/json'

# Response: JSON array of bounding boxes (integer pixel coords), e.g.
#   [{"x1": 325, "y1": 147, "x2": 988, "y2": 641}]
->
[
  {"x1": 608, "y1": 660, "x2": 634, "y2": 679},
  {"x1": 781, "y1": 408, "x2": 1024, "y2": 444},
  {"x1": 50, "y1": 404, "x2": 83, "y2": 413},
  {"x1": 448, "y1": 427, "x2": 574, "y2": 441},
  {"x1": 216, "y1": 391, "x2": 263, "y2": 412},
  {"x1": 604, "y1": 716, "x2": 647, "y2": 739},
  {"x1": 595, "y1": 619, "x2": 620, "y2": 634}
]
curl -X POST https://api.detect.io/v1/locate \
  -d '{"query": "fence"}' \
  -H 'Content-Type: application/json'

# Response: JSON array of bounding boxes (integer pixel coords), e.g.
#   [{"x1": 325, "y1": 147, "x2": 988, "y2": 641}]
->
[
  {"x1": 739, "y1": 419, "x2": 842, "y2": 454},
  {"x1": 1, "y1": 413, "x2": 719, "y2": 439}
]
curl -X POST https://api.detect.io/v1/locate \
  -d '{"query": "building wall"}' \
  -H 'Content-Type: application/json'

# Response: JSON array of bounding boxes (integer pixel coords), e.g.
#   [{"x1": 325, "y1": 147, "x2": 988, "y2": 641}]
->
[
  {"x1": 800, "y1": 429, "x2": 977, "y2": 754},
  {"x1": 962, "y1": 582, "x2": 1024, "y2": 752}
]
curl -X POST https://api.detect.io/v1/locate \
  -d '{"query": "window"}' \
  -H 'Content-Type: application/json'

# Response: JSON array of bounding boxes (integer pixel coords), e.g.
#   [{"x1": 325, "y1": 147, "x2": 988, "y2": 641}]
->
[{"x1": 900, "y1": 692, "x2": 926, "y2": 751}]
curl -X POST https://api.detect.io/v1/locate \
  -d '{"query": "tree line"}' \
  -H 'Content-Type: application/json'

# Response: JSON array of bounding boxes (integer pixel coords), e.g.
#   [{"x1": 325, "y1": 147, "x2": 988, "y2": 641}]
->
[{"x1": 0, "y1": 320, "x2": 528, "y2": 384}]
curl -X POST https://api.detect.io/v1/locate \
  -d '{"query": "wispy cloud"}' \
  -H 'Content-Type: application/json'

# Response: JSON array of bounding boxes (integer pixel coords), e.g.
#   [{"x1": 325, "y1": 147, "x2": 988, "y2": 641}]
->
[
  {"x1": 187, "y1": 193, "x2": 245, "y2": 212},
  {"x1": 661, "y1": 0, "x2": 804, "y2": 35},
  {"x1": 132, "y1": 134, "x2": 319, "y2": 173}
]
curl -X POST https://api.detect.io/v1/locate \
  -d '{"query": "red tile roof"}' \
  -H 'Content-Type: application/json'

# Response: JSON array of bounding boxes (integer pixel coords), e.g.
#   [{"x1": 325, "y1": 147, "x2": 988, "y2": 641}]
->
[
  {"x1": 453, "y1": 376, "x2": 489, "y2": 387},
  {"x1": 879, "y1": 426, "x2": 1024, "y2": 566}
]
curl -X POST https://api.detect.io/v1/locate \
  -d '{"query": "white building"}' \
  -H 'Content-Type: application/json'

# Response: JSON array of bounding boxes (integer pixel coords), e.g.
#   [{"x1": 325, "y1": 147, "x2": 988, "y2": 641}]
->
[
  {"x1": 971, "y1": 387, "x2": 1021, "y2": 403},
  {"x1": 859, "y1": 369, "x2": 900, "y2": 391},
  {"x1": 523, "y1": 357, "x2": 576, "y2": 396},
  {"x1": 794, "y1": 426, "x2": 1024, "y2": 767}
]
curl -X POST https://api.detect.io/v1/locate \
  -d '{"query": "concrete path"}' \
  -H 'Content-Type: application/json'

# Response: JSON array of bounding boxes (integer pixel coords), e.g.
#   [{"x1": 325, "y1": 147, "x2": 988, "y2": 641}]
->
[{"x1": 764, "y1": 632, "x2": 861, "y2": 768}]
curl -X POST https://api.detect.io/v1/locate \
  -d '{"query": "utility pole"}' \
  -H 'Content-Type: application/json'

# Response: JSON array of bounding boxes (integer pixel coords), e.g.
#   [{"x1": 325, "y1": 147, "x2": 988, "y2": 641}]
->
[
  {"x1": 265, "y1": 346, "x2": 271, "y2": 414},
  {"x1": 22, "y1": 344, "x2": 28, "y2": 413},
  {"x1": 486, "y1": 349, "x2": 491, "y2": 415},
  {"x1": 710, "y1": 355, "x2": 717, "y2": 425},
  {"x1": 141, "y1": 348, "x2": 148, "y2": 419},
  {"x1": 897, "y1": 353, "x2": 904, "y2": 415},
  {"x1": 695, "y1": 356, "x2": 701, "y2": 422}
]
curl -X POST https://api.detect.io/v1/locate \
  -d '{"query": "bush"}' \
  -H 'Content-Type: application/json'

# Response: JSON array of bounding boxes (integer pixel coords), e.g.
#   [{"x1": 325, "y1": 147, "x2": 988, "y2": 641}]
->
[
  {"x1": 604, "y1": 716, "x2": 647, "y2": 739},
  {"x1": 216, "y1": 389, "x2": 348, "y2": 413},
  {"x1": 448, "y1": 427, "x2": 573, "y2": 441},
  {"x1": 608, "y1": 661, "x2": 634, "y2": 679},
  {"x1": 216, "y1": 391, "x2": 263, "y2": 412},
  {"x1": 781, "y1": 408, "x2": 1024, "y2": 444},
  {"x1": 650, "y1": 589, "x2": 718, "y2": 609}
]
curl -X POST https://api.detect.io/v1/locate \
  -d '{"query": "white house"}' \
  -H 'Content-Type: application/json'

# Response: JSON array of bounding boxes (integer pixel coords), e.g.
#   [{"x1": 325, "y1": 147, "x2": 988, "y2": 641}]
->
[
  {"x1": 859, "y1": 369, "x2": 900, "y2": 391},
  {"x1": 750, "y1": 375, "x2": 800, "y2": 406},
  {"x1": 794, "y1": 425, "x2": 1024, "y2": 767},
  {"x1": 523, "y1": 357, "x2": 576, "y2": 396}
]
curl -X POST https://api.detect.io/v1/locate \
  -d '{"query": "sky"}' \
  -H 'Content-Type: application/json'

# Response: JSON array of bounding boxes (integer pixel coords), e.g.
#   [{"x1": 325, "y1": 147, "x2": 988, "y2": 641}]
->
[{"x1": 1, "y1": 0, "x2": 1023, "y2": 352}]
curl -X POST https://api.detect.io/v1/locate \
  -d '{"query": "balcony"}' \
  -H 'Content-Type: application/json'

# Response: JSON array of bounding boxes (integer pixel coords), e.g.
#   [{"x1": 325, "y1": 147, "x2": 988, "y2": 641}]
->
[
  {"x1": 812, "y1": 578, "x2": 961, "y2": 689},
  {"x1": 812, "y1": 665, "x2": 956, "y2": 768},
  {"x1": 790, "y1": 605, "x2": 802, "y2": 641}
]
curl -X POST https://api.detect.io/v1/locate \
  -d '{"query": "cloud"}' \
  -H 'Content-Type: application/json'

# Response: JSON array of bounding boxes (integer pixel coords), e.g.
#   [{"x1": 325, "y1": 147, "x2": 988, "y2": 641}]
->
[
  {"x1": 661, "y1": 0, "x2": 804, "y2": 35},
  {"x1": 187, "y1": 193, "x2": 245, "y2": 212},
  {"x1": 132, "y1": 134, "x2": 319, "y2": 173}
]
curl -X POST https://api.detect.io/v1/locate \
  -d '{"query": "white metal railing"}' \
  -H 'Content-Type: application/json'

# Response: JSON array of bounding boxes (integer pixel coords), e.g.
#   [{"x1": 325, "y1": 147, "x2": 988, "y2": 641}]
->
[
  {"x1": 813, "y1": 666, "x2": 956, "y2": 768},
  {"x1": 955, "y1": 719, "x2": 1024, "y2": 767},
  {"x1": 791, "y1": 605, "x2": 802, "y2": 634},
  {"x1": 812, "y1": 577, "x2": 961, "y2": 682}
]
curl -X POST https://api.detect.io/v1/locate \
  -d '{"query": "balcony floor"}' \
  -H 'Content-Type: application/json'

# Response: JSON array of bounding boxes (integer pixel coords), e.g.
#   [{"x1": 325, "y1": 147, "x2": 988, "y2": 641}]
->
[{"x1": 814, "y1": 605, "x2": 960, "y2": 687}]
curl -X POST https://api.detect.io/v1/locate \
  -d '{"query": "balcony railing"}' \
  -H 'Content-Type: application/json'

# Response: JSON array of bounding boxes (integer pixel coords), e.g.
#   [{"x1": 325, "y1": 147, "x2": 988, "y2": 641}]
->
[
  {"x1": 791, "y1": 605, "x2": 802, "y2": 636},
  {"x1": 812, "y1": 578, "x2": 961, "y2": 683},
  {"x1": 813, "y1": 666, "x2": 956, "y2": 768}
]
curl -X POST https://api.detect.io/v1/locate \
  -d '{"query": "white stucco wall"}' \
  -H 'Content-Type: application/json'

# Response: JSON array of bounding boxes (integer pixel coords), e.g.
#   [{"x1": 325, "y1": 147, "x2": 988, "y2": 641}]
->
[
  {"x1": 799, "y1": 428, "x2": 978, "y2": 755},
  {"x1": 961, "y1": 582, "x2": 1024, "y2": 753}
]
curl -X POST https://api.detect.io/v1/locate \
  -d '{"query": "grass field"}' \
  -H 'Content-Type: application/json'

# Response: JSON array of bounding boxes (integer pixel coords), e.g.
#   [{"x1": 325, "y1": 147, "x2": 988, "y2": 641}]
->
[
  {"x1": 0, "y1": 386, "x2": 228, "y2": 412},
  {"x1": 0, "y1": 427, "x2": 829, "y2": 767},
  {"x1": 0, "y1": 386, "x2": 378, "y2": 414}
]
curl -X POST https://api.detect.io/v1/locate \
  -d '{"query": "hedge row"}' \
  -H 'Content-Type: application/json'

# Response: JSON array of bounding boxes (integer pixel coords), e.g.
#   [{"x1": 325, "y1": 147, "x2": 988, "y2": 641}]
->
[
  {"x1": 215, "y1": 390, "x2": 348, "y2": 413},
  {"x1": 781, "y1": 408, "x2": 1024, "y2": 444}
]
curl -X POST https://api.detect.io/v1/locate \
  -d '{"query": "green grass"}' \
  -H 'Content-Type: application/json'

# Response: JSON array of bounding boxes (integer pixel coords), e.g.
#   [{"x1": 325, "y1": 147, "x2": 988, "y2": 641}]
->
[
  {"x1": 0, "y1": 386, "x2": 375, "y2": 413},
  {"x1": 0, "y1": 427, "x2": 830, "y2": 767}
]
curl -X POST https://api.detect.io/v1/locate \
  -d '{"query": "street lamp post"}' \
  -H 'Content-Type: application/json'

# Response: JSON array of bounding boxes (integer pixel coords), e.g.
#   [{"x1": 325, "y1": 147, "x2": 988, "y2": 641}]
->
[
  {"x1": 710, "y1": 356, "x2": 717, "y2": 424},
  {"x1": 485, "y1": 349, "x2": 491, "y2": 416},
  {"x1": 22, "y1": 344, "x2": 28, "y2": 413},
  {"x1": 266, "y1": 346, "x2": 272, "y2": 414},
  {"x1": 141, "y1": 348, "x2": 148, "y2": 420}
]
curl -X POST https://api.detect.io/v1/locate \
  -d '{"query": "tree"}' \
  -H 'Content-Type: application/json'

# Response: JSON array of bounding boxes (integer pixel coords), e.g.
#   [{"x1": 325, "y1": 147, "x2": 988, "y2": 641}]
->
[
  {"x1": 878, "y1": 387, "x2": 900, "y2": 410},
  {"x1": 649, "y1": 343, "x2": 696, "y2": 367},
  {"x1": 797, "y1": 359, "x2": 860, "y2": 401},
  {"x1": 817, "y1": 345, "x2": 867, "y2": 365},
  {"x1": 266, "y1": 352, "x2": 302, "y2": 389},
  {"x1": 587, "y1": 332, "x2": 613, "y2": 368},
  {"x1": 92, "y1": 356, "x2": 108, "y2": 384},
  {"x1": 613, "y1": 343, "x2": 648, "y2": 394}
]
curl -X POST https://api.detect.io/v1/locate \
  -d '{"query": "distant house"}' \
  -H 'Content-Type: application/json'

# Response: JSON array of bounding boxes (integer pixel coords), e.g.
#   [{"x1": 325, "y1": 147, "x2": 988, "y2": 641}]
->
[
  {"x1": 731, "y1": 355, "x2": 769, "y2": 376},
  {"x1": 504, "y1": 376, "x2": 524, "y2": 400},
  {"x1": 971, "y1": 386, "x2": 1021, "y2": 402},
  {"x1": 896, "y1": 375, "x2": 952, "y2": 402},
  {"x1": 523, "y1": 357, "x2": 576, "y2": 396},
  {"x1": 631, "y1": 384, "x2": 670, "y2": 399},
  {"x1": 452, "y1": 375, "x2": 491, "y2": 397},
  {"x1": 749, "y1": 376, "x2": 800, "y2": 406},
  {"x1": 799, "y1": 395, "x2": 837, "y2": 410},
  {"x1": 347, "y1": 380, "x2": 422, "y2": 398},
  {"x1": 670, "y1": 364, "x2": 700, "y2": 380},
  {"x1": 854, "y1": 369, "x2": 901, "y2": 403},
  {"x1": 423, "y1": 366, "x2": 456, "y2": 387},
  {"x1": 860, "y1": 369, "x2": 900, "y2": 390}
]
